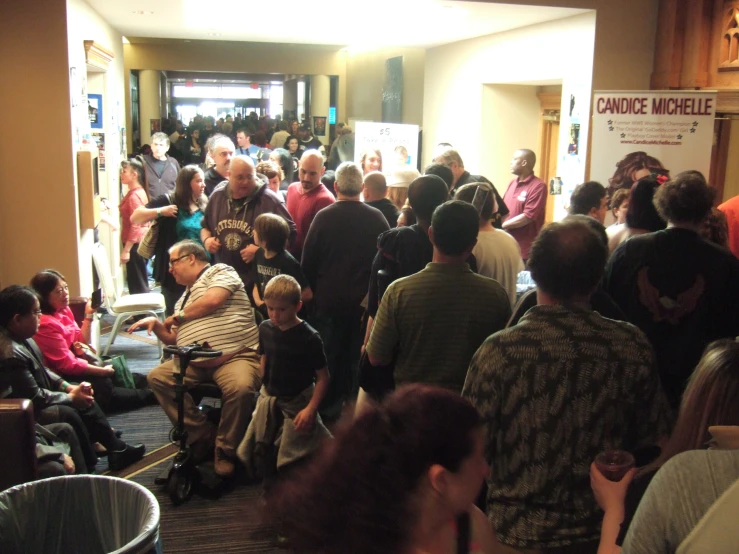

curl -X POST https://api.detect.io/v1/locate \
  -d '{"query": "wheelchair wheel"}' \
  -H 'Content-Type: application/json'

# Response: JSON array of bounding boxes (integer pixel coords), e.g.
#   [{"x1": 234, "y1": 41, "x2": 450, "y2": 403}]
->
[{"x1": 168, "y1": 468, "x2": 196, "y2": 504}]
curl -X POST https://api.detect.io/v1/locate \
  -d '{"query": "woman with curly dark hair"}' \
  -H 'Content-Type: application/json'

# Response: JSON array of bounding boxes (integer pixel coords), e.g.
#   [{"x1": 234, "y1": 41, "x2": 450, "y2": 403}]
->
[
  {"x1": 606, "y1": 177, "x2": 666, "y2": 253},
  {"x1": 607, "y1": 151, "x2": 670, "y2": 198},
  {"x1": 267, "y1": 384, "x2": 496, "y2": 554}
]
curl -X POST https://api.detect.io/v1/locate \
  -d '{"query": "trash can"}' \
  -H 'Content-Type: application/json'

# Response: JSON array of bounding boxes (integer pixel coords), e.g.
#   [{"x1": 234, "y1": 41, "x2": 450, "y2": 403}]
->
[{"x1": 0, "y1": 475, "x2": 161, "y2": 554}]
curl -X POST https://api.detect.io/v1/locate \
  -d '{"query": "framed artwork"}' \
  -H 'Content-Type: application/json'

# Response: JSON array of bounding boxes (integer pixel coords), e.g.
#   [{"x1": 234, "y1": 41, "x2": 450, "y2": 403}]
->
[
  {"x1": 88, "y1": 93, "x2": 103, "y2": 129},
  {"x1": 313, "y1": 116, "x2": 327, "y2": 137}
]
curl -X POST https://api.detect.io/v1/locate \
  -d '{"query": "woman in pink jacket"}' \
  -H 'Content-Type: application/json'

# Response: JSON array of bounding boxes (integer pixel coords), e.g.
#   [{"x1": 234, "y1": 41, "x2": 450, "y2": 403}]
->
[{"x1": 31, "y1": 270, "x2": 154, "y2": 412}]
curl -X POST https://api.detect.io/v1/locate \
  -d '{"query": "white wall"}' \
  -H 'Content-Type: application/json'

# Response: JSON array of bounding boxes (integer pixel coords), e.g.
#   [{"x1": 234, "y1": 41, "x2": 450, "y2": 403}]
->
[
  {"x1": 481, "y1": 84, "x2": 542, "y2": 192},
  {"x1": 67, "y1": 0, "x2": 126, "y2": 294},
  {"x1": 423, "y1": 12, "x2": 596, "y2": 218}
]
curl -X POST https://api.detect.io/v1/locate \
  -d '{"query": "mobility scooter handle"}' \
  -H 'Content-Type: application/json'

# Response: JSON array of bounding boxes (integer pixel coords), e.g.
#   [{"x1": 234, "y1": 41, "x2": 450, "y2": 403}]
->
[{"x1": 163, "y1": 343, "x2": 223, "y2": 359}]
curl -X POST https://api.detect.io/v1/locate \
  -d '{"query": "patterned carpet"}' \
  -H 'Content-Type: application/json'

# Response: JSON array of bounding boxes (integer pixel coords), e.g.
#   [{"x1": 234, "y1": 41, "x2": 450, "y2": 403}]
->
[{"x1": 99, "y1": 321, "x2": 283, "y2": 553}]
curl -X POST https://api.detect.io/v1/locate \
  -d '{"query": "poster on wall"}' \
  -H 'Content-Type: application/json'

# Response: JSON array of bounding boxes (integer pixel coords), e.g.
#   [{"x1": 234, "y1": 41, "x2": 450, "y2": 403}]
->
[
  {"x1": 591, "y1": 91, "x2": 716, "y2": 203},
  {"x1": 88, "y1": 94, "x2": 103, "y2": 129},
  {"x1": 313, "y1": 116, "x2": 327, "y2": 137},
  {"x1": 92, "y1": 132, "x2": 106, "y2": 170},
  {"x1": 354, "y1": 121, "x2": 420, "y2": 171}
]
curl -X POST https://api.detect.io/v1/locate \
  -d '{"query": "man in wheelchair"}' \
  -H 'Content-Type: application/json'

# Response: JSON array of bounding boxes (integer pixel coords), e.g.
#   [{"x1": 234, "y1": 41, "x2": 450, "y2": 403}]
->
[{"x1": 130, "y1": 240, "x2": 261, "y2": 478}]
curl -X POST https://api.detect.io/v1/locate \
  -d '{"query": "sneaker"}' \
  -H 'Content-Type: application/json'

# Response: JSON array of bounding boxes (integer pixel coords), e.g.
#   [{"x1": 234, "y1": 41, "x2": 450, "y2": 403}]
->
[
  {"x1": 214, "y1": 447, "x2": 235, "y2": 478},
  {"x1": 108, "y1": 443, "x2": 146, "y2": 471}
]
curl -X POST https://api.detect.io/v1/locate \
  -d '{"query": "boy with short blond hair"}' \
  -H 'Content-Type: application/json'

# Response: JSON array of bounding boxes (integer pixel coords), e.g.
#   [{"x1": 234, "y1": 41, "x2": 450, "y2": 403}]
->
[{"x1": 237, "y1": 274, "x2": 330, "y2": 483}]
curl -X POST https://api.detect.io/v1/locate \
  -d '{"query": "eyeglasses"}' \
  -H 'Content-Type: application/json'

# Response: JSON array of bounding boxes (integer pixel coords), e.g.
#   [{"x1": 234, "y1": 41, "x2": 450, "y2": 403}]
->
[
  {"x1": 32, "y1": 309, "x2": 42, "y2": 316},
  {"x1": 168, "y1": 254, "x2": 191, "y2": 268},
  {"x1": 53, "y1": 285, "x2": 69, "y2": 295}
]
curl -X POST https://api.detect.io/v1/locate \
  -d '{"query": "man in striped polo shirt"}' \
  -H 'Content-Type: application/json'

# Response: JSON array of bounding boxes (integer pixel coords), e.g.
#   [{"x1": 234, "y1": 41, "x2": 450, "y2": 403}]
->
[
  {"x1": 365, "y1": 201, "x2": 511, "y2": 394},
  {"x1": 133, "y1": 239, "x2": 261, "y2": 478}
]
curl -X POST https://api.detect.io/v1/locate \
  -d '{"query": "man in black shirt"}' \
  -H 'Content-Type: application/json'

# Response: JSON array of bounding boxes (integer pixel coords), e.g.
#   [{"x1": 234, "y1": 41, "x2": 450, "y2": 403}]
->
[
  {"x1": 143, "y1": 132, "x2": 180, "y2": 198},
  {"x1": 433, "y1": 148, "x2": 508, "y2": 227},
  {"x1": 203, "y1": 134, "x2": 234, "y2": 197},
  {"x1": 362, "y1": 171, "x2": 400, "y2": 227},
  {"x1": 302, "y1": 162, "x2": 389, "y2": 420},
  {"x1": 604, "y1": 172, "x2": 739, "y2": 408}
]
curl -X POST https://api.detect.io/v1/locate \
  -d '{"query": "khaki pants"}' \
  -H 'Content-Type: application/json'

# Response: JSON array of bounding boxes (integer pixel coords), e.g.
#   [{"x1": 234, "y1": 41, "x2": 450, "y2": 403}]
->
[{"x1": 147, "y1": 351, "x2": 262, "y2": 456}]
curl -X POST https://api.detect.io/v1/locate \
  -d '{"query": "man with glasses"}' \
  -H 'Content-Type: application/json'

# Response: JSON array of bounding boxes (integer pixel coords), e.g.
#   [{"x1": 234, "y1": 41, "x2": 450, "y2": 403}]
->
[{"x1": 130, "y1": 239, "x2": 261, "y2": 478}]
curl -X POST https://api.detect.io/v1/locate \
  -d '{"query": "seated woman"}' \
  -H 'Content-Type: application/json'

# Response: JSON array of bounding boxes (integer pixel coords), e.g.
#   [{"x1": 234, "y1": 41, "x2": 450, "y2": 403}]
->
[
  {"x1": 30, "y1": 270, "x2": 154, "y2": 412},
  {"x1": 591, "y1": 338, "x2": 739, "y2": 553},
  {"x1": 267, "y1": 384, "x2": 497, "y2": 554},
  {"x1": 130, "y1": 164, "x2": 209, "y2": 315},
  {"x1": 0, "y1": 285, "x2": 145, "y2": 472}
]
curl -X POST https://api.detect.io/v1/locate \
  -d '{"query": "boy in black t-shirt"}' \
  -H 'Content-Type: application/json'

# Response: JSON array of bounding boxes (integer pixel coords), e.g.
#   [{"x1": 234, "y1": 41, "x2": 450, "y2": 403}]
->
[
  {"x1": 259, "y1": 275, "x2": 329, "y2": 426},
  {"x1": 251, "y1": 213, "x2": 312, "y2": 318},
  {"x1": 237, "y1": 274, "x2": 330, "y2": 489}
]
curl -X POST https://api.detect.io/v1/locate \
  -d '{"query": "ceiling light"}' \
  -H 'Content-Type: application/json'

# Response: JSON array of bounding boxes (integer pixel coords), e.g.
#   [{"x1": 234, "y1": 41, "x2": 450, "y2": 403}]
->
[
  {"x1": 206, "y1": 32, "x2": 222, "y2": 37},
  {"x1": 132, "y1": 10, "x2": 154, "y2": 15}
]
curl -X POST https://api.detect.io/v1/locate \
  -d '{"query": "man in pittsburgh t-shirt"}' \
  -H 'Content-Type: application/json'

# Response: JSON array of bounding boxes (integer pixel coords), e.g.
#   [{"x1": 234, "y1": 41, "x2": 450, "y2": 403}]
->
[{"x1": 201, "y1": 155, "x2": 296, "y2": 290}]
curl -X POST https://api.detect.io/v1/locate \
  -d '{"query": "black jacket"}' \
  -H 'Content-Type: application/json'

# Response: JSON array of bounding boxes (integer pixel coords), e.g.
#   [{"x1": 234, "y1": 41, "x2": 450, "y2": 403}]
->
[{"x1": 0, "y1": 329, "x2": 71, "y2": 414}]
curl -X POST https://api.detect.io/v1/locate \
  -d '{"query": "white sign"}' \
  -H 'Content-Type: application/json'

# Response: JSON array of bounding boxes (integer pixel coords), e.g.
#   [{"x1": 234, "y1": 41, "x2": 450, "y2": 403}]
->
[
  {"x1": 353, "y1": 121, "x2": 420, "y2": 171},
  {"x1": 591, "y1": 90, "x2": 716, "y2": 202}
]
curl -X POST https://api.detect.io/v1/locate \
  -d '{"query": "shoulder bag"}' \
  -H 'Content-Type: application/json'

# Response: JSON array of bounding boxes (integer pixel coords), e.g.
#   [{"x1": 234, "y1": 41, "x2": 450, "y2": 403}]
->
[{"x1": 138, "y1": 193, "x2": 171, "y2": 259}]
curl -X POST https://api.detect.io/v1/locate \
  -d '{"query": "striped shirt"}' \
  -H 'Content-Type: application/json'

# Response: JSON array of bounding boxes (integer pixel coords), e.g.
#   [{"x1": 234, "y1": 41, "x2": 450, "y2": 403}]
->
[
  {"x1": 366, "y1": 262, "x2": 511, "y2": 393},
  {"x1": 174, "y1": 264, "x2": 259, "y2": 357}
]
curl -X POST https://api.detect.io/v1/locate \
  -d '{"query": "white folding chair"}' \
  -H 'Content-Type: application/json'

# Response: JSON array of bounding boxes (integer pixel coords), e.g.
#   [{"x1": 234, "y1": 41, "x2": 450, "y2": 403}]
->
[{"x1": 91, "y1": 242, "x2": 166, "y2": 357}]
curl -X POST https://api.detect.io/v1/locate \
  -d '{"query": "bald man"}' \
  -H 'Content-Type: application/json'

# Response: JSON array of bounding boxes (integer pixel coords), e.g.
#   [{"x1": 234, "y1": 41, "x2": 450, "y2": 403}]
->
[
  {"x1": 502, "y1": 149, "x2": 547, "y2": 262},
  {"x1": 202, "y1": 155, "x2": 296, "y2": 287},
  {"x1": 286, "y1": 150, "x2": 335, "y2": 259},
  {"x1": 362, "y1": 171, "x2": 399, "y2": 228}
]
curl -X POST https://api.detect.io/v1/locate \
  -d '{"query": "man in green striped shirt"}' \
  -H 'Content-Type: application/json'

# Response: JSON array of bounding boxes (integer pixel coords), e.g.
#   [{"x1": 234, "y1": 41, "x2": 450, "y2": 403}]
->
[{"x1": 366, "y1": 200, "x2": 510, "y2": 393}]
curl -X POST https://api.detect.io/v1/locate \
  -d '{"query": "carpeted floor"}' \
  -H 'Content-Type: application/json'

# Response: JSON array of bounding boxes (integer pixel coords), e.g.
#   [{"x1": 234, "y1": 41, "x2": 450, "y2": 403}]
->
[{"x1": 99, "y1": 319, "x2": 283, "y2": 553}]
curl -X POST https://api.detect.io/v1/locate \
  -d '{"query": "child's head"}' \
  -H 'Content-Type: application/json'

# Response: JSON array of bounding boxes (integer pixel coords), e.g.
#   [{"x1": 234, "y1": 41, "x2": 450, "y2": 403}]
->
[
  {"x1": 254, "y1": 213, "x2": 290, "y2": 252},
  {"x1": 264, "y1": 274, "x2": 302, "y2": 327}
]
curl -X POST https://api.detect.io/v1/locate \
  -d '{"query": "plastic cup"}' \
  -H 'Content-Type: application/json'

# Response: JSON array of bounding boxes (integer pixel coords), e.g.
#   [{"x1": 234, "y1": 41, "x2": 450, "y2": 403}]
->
[{"x1": 594, "y1": 450, "x2": 635, "y2": 482}]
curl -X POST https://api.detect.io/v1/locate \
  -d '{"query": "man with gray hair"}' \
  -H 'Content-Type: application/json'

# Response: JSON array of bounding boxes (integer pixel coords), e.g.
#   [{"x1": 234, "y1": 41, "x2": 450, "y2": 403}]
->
[
  {"x1": 204, "y1": 134, "x2": 235, "y2": 197},
  {"x1": 144, "y1": 131, "x2": 180, "y2": 198},
  {"x1": 301, "y1": 161, "x2": 389, "y2": 420},
  {"x1": 433, "y1": 147, "x2": 508, "y2": 227}
]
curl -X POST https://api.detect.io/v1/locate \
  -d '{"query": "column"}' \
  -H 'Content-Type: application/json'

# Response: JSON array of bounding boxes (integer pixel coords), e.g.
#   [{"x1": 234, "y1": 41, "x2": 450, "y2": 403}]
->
[
  {"x1": 310, "y1": 75, "x2": 331, "y2": 146},
  {"x1": 139, "y1": 69, "x2": 161, "y2": 145}
]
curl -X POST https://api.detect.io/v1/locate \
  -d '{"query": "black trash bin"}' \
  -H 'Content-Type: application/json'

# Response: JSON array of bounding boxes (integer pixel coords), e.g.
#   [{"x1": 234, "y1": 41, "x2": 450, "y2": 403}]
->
[{"x1": 0, "y1": 475, "x2": 161, "y2": 554}]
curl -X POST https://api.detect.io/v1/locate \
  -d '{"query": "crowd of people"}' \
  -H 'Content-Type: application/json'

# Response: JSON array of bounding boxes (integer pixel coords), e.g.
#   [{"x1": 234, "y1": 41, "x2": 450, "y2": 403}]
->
[{"x1": 1, "y1": 121, "x2": 739, "y2": 554}]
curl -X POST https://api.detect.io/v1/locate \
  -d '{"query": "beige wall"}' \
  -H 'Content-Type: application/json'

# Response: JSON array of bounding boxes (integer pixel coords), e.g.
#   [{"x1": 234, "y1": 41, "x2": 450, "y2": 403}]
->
[
  {"x1": 123, "y1": 41, "x2": 347, "y2": 151},
  {"x1": 0, "y1": 0, "x2": 77, "y2": 290},
  {"x1": 345, "y1": 47, "x2": 426, "y2": 126},
  {"x1": 67, "y1": 0, "x2": 126, "y2": 296},
  {"x1": 423, "y1": 13, "x2": 596, "y2": 171},
  {"x1": 481, "y1": 85, "x2": 542, "y2": 192}
]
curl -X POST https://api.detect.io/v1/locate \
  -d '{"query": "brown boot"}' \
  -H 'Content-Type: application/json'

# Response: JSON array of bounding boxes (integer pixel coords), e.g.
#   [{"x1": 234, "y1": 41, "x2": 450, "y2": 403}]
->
[{"x1": 214, "y1": 447, "x2": 235, "y2": 478}]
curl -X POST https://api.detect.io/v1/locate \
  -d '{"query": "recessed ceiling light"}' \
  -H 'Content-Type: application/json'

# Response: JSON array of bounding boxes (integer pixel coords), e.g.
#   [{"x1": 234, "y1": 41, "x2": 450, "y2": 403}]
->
[{"x1": 132, "y1": 10, "x2": 154, "y2": 15}]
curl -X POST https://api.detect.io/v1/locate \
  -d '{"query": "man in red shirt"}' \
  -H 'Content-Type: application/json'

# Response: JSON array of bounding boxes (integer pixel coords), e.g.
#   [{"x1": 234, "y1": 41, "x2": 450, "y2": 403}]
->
[
  {"x1": 718, "y1": 194, "x2": 739, "y2": 258},
  {"x1": 502, "y1": 149, "x2": 547, "y2": 262},
  {"x1": 286, "y1": 150, "x2": 336, "y2": 259}
]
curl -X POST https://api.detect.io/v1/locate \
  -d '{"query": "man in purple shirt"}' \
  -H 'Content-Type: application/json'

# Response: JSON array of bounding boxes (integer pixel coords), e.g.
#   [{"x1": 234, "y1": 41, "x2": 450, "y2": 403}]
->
[{"x1": 502, "y1": 149, "x2": 547, "y2": 261}]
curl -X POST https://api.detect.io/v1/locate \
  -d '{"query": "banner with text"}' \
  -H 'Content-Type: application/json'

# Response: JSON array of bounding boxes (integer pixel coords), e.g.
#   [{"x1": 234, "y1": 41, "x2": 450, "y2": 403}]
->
[
  {"x1": 591, "y1": 91, "x2": 716, "y2": 202},
  {"x1": 353, "y1": 121, "x2": 420, "y2": 171}
]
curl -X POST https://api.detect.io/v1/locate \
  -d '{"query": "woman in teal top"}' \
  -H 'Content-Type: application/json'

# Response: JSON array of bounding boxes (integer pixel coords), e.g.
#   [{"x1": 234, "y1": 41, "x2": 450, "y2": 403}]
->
[{"x1": 131, "y1": 165, "x2": 209, "y2": 314}]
